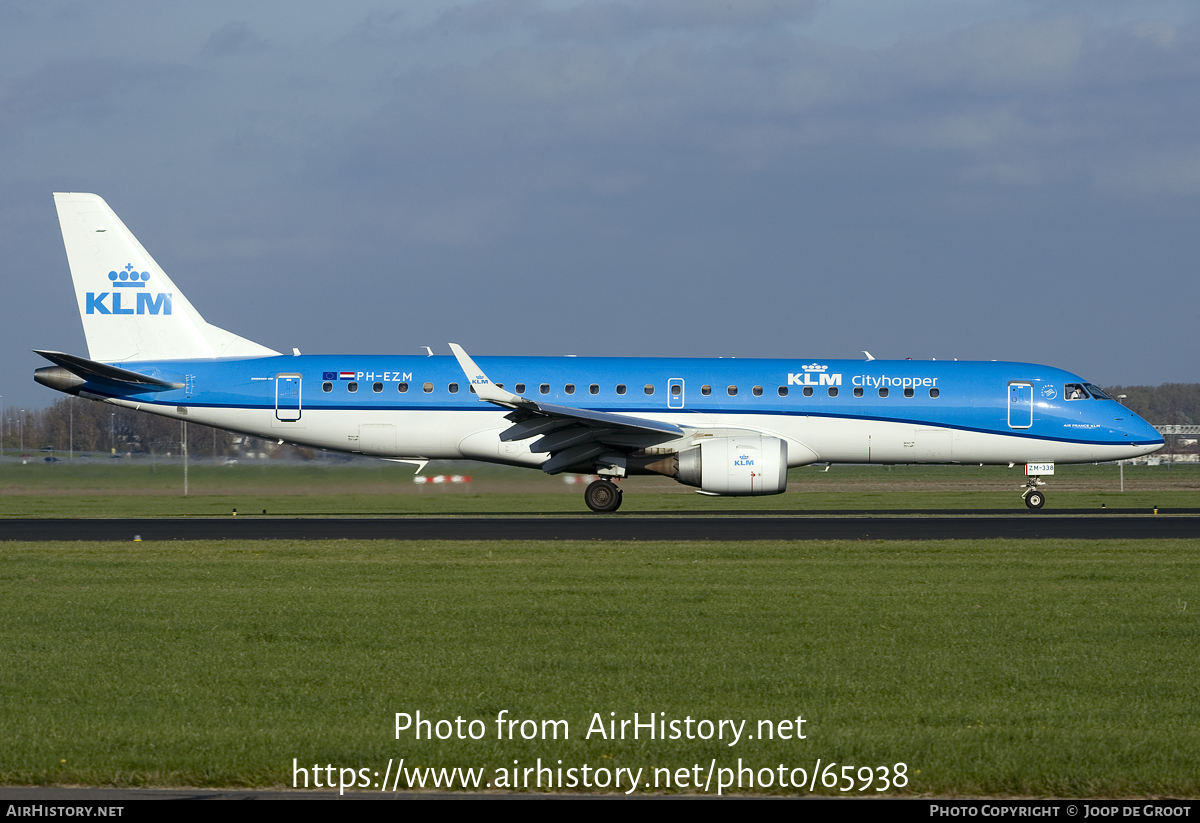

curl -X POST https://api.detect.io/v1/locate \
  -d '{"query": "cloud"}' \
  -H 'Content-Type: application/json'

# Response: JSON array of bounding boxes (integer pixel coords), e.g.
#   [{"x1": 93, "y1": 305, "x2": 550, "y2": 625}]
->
[
  {"x1": 0, "y1": 58, "x2": 192, "y2": 126},
  {"x1": 4, "y1": 1, "x2": 1200, "y2": 408},
  {"x1": 430, "y1": 0, "x2": 819, "y2": 39},
  {"x1": 201, "y1": 20, "x2": 270, "y2": 57},
  {"x1": 1093, "y1": 147, "x2": 1200, "y2": 197}
]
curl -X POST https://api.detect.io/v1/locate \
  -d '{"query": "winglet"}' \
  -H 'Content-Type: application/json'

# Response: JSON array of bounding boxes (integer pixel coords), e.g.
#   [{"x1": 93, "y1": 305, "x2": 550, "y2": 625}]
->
[{"x1": 448, "y1": 343, "x2": 524, "y2": 405}]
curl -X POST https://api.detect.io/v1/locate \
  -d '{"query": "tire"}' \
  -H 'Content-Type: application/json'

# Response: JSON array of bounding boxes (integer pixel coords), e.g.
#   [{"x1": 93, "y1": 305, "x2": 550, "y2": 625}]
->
[
  {"x1": 584, "y1": 479, "x2": 622, "y2": 513},
  {"x1": 1025, "y1": 490, "x2": 1045, "y2": 510}
]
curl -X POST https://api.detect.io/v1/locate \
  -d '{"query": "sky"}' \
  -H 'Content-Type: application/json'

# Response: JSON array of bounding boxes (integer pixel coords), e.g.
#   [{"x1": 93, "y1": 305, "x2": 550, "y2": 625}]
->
[{"x1": 2, "y1": 0, "x2": 1198, "y2": 409}]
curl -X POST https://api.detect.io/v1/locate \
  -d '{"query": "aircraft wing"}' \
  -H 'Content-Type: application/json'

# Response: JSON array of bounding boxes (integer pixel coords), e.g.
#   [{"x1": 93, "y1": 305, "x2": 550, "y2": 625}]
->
[{"x1": 450, "y1": 343, "x2": 685, "y2": 474}]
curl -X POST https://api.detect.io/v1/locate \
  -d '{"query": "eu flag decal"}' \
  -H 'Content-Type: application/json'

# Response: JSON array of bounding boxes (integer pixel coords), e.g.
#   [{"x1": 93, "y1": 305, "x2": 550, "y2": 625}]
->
[{"x1": 322, "y1": 372, "x2": 337, "y2": 381}]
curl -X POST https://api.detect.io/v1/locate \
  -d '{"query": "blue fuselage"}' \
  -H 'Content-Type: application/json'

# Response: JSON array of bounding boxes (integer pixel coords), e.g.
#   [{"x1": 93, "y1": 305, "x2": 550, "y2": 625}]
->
[{"x1": 78, "y1": 355, "x2": 1162, "y2": 465}]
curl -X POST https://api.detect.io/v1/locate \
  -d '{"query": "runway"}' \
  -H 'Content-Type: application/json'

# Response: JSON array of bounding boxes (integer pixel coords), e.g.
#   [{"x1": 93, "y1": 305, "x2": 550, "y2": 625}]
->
[{"x1": 2, "y1": 513, "x2": 1199, "y2": 541}]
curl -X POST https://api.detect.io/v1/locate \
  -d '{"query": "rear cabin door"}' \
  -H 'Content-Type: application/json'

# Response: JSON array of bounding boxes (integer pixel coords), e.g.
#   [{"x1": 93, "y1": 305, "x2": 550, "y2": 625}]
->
[{"x1": 276, "y1": 374, "x2": 302, "y2": 421}]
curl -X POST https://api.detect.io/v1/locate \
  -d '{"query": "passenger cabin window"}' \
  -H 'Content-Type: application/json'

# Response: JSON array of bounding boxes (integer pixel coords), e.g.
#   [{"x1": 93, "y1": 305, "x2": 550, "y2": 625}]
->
[
  {"x1": 778, "y1": 386, "x2": 788, "y2": 397},
  {"x1": 644, "y1": 384, "x2": 654, "y2": 395},
  {"x1": 1065, "y1": 383, "x2": 1088, "y2": 400},
  {"x1": 515, "y1": 383, "x2": 526, "y2": 394},
  {"x1": 423, "y1": 382, "x2": 433, "y2": 393},
  {"x1": 564, "y1": 384, "x2": 575, "y2": 395},
  {"x1": 903, "y1": 387, "x2": 914, "y2": 398},
  {"x1": 397, "y1": 383, "x2": 408, "y2": 393},
  {"x1": 701, "y1": 385, "x2": 712, "y2": 396},
  {"x1": 853, "y1": 387, "x2": 863, "y2": 397},
  {"x1": 878, "y1": 387, "x2": 889, "y2": 398},
  {"x1": 616, "y1": 384, "x2": 627, "y2": 395},
  {"x1": 929, "y1": 388, "x2": 940, "y2": 398},
  {"x1": 448, "y1": 383, "x2": 459, "y2": 393},
  {"x1": 752, "y1": 386, "x2": 763, "y2": 397},
  {"x1": 347, "y1": 382, "x2": 358, "y2": 393},
  {"x1": 373, "y1": 382, "x2": 383, "y2": 393},
  {"x1": 540, "y1": 384, "x2": 550, "y2": 395},
  {"x1": 827, "y1": 387, "x2": 838, "y2": 397},
  {"x1": 803, "y1": 386, "x2": 813, "y2": 397},
  {"x1": 727, "y1": 386, "x2": 738, "y2": 396},
  {"x1": 589, "y1": 384, "x2": 599, "y2": 395},
  {"x1": 322, "y1": 382, "x2": 332, "y2": 392}
]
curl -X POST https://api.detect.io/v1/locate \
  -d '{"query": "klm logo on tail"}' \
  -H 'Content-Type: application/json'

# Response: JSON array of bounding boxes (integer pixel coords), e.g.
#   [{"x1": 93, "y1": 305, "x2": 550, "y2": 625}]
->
[{"x1": 86, "y1": 265, "x2": 172, "y2": 315}]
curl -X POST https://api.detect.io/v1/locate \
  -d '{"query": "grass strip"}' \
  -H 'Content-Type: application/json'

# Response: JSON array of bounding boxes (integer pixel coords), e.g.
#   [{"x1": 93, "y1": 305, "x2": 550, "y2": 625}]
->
[{"x1": 1, "y1": 538, "x2": 1197, "y2": 795}]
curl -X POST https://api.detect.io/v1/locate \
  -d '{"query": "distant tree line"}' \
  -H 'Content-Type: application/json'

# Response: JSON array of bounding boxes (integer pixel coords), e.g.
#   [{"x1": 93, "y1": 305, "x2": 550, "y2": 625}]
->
[
  {"x1": 0, "y1": 397, "x2": 277, "y2": 458},
  {"x1": 3, "y1": 384, "x2": 1196, "y2": 456},
  {"x1": 1102, "y1": 384, "x2": 1200, "y2": 425}
]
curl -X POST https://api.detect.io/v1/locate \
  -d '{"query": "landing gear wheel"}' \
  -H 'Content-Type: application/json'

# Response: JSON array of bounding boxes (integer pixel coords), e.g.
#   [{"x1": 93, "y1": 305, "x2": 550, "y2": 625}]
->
[
  {"x1": 584, "y1": 479, "x2": 623, "y2": 513},
  {"x1": 1025, "y1": 490, "x2": 1045, "y2": 510}
]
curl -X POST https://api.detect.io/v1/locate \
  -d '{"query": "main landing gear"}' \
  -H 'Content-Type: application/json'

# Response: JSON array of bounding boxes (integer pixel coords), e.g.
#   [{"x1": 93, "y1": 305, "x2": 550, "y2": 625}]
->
[
  {"x1": 1022, "y1": 477, "x2": 1046, "y2": 510},
  {"x1": 584, "y1": 479, "x2": 623, "y2": 513}
]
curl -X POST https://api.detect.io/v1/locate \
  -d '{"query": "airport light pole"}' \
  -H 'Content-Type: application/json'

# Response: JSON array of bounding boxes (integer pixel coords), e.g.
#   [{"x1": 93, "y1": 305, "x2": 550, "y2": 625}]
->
[
  {"x1": 1117, "y1": 395, "x2": 1128, "y2": 492},
  {"x1": 110, "y1": 413, "x2": 115, "y2": 455},
  {"x1": 182, "y1": 420, "x2": 188, "y2": 497}
]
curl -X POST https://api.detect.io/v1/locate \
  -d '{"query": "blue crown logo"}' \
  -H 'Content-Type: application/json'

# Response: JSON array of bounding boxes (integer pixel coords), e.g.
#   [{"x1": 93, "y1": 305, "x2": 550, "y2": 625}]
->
[
  {"x1": 802, "y1": 363, "x2": 827, "y2": 372},
  {"x1": 108, "y1": 264, "x2": 150, "y2": 288}
]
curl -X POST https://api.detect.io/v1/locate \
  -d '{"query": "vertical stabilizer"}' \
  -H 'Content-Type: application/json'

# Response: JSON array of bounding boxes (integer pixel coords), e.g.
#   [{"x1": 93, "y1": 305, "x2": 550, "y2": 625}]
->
[{"x1": 53, "y1": 192, "x2": 279, "y2": 362}]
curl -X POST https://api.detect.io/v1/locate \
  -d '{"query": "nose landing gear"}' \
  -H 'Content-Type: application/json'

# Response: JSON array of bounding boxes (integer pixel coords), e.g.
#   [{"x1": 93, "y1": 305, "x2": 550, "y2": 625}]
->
[
  {"x1": 1022, "y1": 476, "x2": 1046, "y2": 510},
  {"x1": 584, "y1": 478, "x2": 623, "y2": 513}
]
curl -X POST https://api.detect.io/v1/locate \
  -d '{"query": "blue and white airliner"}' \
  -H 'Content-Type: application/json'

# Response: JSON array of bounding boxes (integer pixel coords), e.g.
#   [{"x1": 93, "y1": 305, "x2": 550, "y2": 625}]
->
[{"x1": 35, "y1": 193, "x2": 1163, "y2": 512}]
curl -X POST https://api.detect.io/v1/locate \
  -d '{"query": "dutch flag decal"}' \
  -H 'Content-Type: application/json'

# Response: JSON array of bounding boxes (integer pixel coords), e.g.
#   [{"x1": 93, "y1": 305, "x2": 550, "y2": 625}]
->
[{"x1": 339, "y1": 371, "x2": 355, "y2": 380}]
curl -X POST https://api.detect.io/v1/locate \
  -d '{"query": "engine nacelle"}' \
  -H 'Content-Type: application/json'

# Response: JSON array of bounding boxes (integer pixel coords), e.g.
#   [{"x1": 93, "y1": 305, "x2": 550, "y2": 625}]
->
[{"x1": 676, "y1": 435, "x2": 789, "y2": 496}]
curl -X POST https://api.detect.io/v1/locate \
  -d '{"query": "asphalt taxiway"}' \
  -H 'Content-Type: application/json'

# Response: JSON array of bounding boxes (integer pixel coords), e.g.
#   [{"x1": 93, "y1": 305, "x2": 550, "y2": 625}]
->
[{"x1": 2, "y1": 513, "x2": 1198, "y2": 541}]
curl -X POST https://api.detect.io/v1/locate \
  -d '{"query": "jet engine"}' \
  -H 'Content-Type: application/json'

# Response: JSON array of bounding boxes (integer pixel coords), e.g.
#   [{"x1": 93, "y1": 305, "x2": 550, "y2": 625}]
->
[{"x1": 674, "y1": 435, "x2": 789, "y2": 496}]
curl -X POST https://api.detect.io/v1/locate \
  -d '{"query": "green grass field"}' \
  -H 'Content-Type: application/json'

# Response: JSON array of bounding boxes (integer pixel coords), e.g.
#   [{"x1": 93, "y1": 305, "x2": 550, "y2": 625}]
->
[
  {"x1": 1, "y1": 537, "x2": 1197, "y2": 795},
  {"x1": 2, "y1": 461, "x2": 1197, "y2": 794},
  {"x1": 1, "y1": 460, "x2": 1197, "y2": 516}
]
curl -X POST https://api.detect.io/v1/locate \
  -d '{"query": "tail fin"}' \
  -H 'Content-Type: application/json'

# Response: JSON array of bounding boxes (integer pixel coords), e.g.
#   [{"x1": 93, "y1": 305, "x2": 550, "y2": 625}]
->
[{"x1": 53, "y1": 192, "x2": 279, "y2": 362}]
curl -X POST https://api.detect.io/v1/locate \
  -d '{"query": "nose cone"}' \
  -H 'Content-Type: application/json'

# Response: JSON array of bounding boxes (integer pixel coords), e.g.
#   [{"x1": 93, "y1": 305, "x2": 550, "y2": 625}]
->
[{"x1": 1128, "y1": 416, "x2": 1165, "y2": 457}]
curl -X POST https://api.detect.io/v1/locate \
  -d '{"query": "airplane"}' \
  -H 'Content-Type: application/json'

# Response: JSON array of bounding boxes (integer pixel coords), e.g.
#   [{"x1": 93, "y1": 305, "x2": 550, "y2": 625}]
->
[{"x1": 34, "y1": 193, "x2": 1164, "y2": 512}]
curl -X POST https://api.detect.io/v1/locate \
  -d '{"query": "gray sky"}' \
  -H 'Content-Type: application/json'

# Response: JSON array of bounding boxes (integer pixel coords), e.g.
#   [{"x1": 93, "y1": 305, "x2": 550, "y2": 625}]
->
[{"x1": 3, "y1": 0, "x2": 1198, "y2": 410}]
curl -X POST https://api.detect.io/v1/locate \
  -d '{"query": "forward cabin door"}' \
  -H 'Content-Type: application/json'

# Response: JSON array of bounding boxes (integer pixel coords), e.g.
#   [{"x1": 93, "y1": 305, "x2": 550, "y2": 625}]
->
[{"x1": 1008, "y1": 382, "x2": 1032, "y2": 429}]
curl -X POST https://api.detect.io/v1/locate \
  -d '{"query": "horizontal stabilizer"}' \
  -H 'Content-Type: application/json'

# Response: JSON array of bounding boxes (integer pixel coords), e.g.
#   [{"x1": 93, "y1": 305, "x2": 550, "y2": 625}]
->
[{"x1": 34, "y1": 350, "x2": 181, "y2": 391}]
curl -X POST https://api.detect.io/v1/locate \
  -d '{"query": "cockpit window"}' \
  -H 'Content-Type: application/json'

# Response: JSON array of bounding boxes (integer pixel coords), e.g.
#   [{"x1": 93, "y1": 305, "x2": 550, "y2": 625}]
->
[
  {"x1": 1083, "y1": 383, "x2": 1111, "y2": 400},
  {"x1": 1065, "y1": 383, "x2": 1089, "y2": 400}
]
